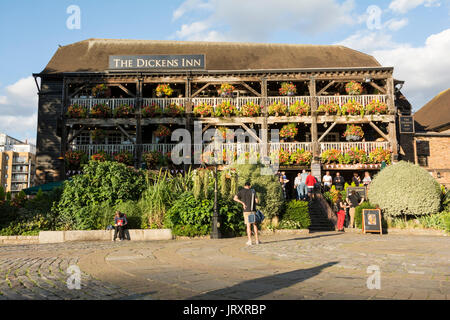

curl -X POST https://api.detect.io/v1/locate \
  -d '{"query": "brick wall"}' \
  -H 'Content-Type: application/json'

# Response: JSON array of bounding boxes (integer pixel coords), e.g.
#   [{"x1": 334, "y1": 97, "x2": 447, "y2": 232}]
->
[{"x1": 415, "y1": 135, "x2": 450, "y2": 188}]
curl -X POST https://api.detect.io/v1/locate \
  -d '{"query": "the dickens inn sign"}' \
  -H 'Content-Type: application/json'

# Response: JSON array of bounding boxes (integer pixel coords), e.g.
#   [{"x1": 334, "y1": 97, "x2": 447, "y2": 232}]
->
[{"x1": 109, "y1": 55, "x2": 205, "y2": 70}]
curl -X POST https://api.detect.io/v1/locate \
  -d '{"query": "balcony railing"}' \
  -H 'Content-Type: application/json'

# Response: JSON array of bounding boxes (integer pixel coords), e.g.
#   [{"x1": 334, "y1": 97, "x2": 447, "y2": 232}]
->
[
  {"x1": 69, "y1": 95, "x2": 386, "y2": 115},
  {"x1": 70, "y1": 141, "x2": 388, "y2": 158}
]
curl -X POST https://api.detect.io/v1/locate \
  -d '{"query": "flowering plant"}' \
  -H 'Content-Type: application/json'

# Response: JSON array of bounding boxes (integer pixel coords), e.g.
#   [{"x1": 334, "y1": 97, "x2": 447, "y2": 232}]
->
[
  {"x1": 143, "y1": 151, "x2": 164, "y2": 169},
  {"x1": 345, "y1": 81, "x2": 363, "y2": 95},
  {"x1": 240, "y1": 102, "x2": 260, "y2": 117},
  {"x1": 113, "y1": 151, "x2": 133, "y2": 166},
  {"x1": 113, "y1": 104, "x2": 134, "y2": 118},
  {"x1": 289, "y1": 100, "x2": 310, "y2": 116},
  {"x1": 156, "y1": 84, "x2": 173, "y2": 97},
  {"x1": 193, "y1": 103, "x2": 214, "y2": 117},
  {"x1": 142, "y1": 103, "x2": 163, "y2": 117},
  {"x1": 90, "y1": 129, "x2": 106, "y2": 143},
  {"x1": 320, "y1": 149, "x2": 342, "y2": 164},
  {"x1": 92, "y1": 84, "x2": 108, "y2": 97},
  {"x1": 66, "y1": 104, "x2": 87, "y2": 118},
  {"x1": 317, "y1": 102, "x2": 340, "y2": 114},
  {"x1": 343, "y1": 124, "x2": 364, "y2": 140},
  {"x1": 346, "y1": 147, "x2": 367, "y2": 164},
  {"x1": 90, "y1": 103, "x2": 111, "y2": 118},
  {"x1": 216, "y1": 127, "x2": 234, "y2": 140},
  {"x1": 218, "y1": 83, "x2": 235, "y2": 96},
  {"x1": 279, "y1": 123, "x2": 298, "y2": 139},
  {"x1": 215, "y1": 101, "x2": 237, "y2": 117},
  {"x1": 268, "y1": 101, "x2": 288, "y2": 116},
  {"x1": 341, "y1": 99, "x2": 364, "y2": 116},
  {"x1": 164, "y1": 103, "x2": 184, "y2": 117},
  {"x1": 154, "y1": 125, "x2": 171, "y2": 138},
  {"x1": 369, "y1": 147, "x2": 391, "y2": 164},
  {"x1": 278, "y1": 148, "x2": 291, "y2": 165},
  {"x1": 365, "y1": 99, "x2": 388, "y2": 114},
  {"x1": 65, "y1": 150, "x2": 88, "y2": 170},
  {"x1": 290, "y1": 149, "x2": 312, "y2": 165},
  {"x1": 279, "y1": 82, "x2": 297, "y2": 96},
  {"x1": 91, "y1": 151, "x2": 110, "y2": 162}
]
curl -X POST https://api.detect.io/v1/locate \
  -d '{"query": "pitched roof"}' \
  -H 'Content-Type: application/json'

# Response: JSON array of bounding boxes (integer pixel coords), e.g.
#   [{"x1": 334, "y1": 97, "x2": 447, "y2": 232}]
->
[
  {"x1": 40, "y1": 38, "x2": 382, "y2": 74},
  {"x1": 414, "y1": 89, "x2": 450, "y2": 132}
]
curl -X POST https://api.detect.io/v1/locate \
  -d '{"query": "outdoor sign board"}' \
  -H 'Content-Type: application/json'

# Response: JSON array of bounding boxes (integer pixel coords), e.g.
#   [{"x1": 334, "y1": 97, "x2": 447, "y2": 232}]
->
[
  {"x1": 109, "y1": 55, "x2": 206, "y2": 70},
  {"x1": 346, "y1": 186, "x2": 367, "y2": 200},
  {"x1": 399, "y1": 116, "x2": 415, "y2": 134},
  {"x1": 311, "y1": 163, "x2": 321, "y2": 182},
  {"x1": 362, "y1": 209, "x2": 382, "y2": 234}
]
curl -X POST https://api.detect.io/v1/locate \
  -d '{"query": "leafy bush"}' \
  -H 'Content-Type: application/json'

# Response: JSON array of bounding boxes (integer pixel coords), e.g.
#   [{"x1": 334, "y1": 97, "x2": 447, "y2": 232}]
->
[
  {"x1": 419, "y1": 211, "x2": 450, "y2": 232},
  {"x1": 115, "y1": 201, "x2": 143, "y2": 229},
  {"x1": 279, "y1": 200, "x2": 310, "y2": 229},
  {"x1": 56, "y1": 161, "x2": 146, "y2": 230},
  {"x1": 368, "y1": 161, "x2": 441, "y2": 217},
  {"x1": 354, "y1": 202, "x2": 377, "y2": 229},
  {"x1": 164, "y1": 192, "x2": 245, "y2": 237},
  {"x1": 0, "y1": 214, "x2": 52, "y2": 236}
]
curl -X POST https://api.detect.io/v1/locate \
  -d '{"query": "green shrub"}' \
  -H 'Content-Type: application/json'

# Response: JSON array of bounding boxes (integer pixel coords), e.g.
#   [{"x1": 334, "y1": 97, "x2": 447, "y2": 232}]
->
[
  {"x1": 115, "y1": 201, "x2": 143, "y2": 229},
  {"x1": 231, "y1": 164, "x2": 285, "y2": 219},
  {"x1": 354, "y1": 202, "x2": 377, "y2": 229},
  {"x1": 368, "y1": 161, "x2": 441, "y2": 217},
  {"x1": 419, "y1": 211, "x2": 450, "y2": 232},
  {"x1": 56, "y1": 161, "x2": 146, "y2": 230},
  {"x1": 279, "y1": 200, "x2": 310, "y2": 229},
  {"x1": 0, "y1": 214, "x2": 52, "y2": 236}
]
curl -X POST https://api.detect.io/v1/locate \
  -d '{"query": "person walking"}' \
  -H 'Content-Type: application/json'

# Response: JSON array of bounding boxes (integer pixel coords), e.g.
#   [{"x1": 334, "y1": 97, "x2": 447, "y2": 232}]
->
[
  {"x1": 333, "y1": 172, "x2": 345, "y2": 191},
  {"x1": 335, "y1": 193, "x2": 348, "y2": 232},
  {"x1": 113, "y1": 211, "x2": 128, "y2": 241},
  {"x1": 346, "y1": 190, "x2": 364, "y2": 228},
  {"x1": 322, "y1": 171, "x2": 332, "y2": 192},
  {"x1": 294, "y1": 172, "x2": 302, "y2": 200},
  {"x1": 234, "y1": 181, "x2": 260, "y2": 246},
  {"x1": 305, "y1": 172, "x2": 317, "y2": 200}
]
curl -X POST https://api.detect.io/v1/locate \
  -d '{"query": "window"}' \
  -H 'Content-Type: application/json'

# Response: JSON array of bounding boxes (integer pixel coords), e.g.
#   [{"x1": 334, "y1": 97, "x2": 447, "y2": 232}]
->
[
  {"x1": 107, "y1": 133, "x2": 122, "y2": 145},
  {"x1": 75, "y1": 132, "x2": 90, "y2": 145},
  {"x1": 418, "y1": 156, "x2": 428, "y2": 167}
]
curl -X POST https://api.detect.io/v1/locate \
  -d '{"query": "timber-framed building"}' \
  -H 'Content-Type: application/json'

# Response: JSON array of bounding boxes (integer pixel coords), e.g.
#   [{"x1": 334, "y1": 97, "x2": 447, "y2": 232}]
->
[{"x1": 33, "y1": 39, "x2": 407, "y2": 185}]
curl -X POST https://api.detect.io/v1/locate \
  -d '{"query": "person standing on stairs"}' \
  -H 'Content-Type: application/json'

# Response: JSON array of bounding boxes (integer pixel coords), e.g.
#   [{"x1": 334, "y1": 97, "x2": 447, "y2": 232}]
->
[
  {"x1": 305, "y1": 172, "x2": 317, "y2": 201},
  {"x1": 335, "y1": 193, "x2": 348, "y2": 232}
]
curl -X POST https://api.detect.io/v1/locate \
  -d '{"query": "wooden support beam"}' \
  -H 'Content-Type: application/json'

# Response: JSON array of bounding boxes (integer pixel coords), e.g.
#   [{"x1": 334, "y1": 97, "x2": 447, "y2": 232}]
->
[
  {"x1": 369, "y1": 121, "x2": 389, "y2": 141},
  {"x1": 202, "y1": 123, "x2": 212, "y2": 133},
  {"x1": 117, "y1": 124, "x2": 135, "y2": 143},
  {"x1": 239, "y1": 81, "x2": 261, "y2": 97},
  {"x1": 368, "y1": 81, "x2": 386, "y2": 94},
  {"x1": 110, "y1": 84, "x2": 136, "y2": 97},
  {"x1": 67, "y1": 125, "x2": 86, "y2": 145},
  {"x1": 69, "y1": 84, "x2": 88, "y2": 98},
  {"x1": 239, "y1": 122, "x2": 262, "y2": 143},
  {"x1": 317, "y1": 80, "x2": 335, "y2": 95},
  {"x1": 318, "y1": 122, "x2": 337, "y2": 142},
  {"x1": 191, "y1": 82, "x2": 213, "y2": 98}
]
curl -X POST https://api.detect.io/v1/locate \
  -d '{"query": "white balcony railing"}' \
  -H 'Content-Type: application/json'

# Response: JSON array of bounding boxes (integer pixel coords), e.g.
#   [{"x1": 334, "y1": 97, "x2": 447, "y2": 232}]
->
[
  {"x1": 142, "y1": 98, "x2": 187, "y2": 112},
  {"x1": 320, "y1": 141, "x2": 390, "y2": 154},
  {"x1": 316, "y1": 95, "x2": 387, "y2": 108},
  {"x1": 69, "y1": 98, "x2": 136, "y2": 112},
  {"x1": 267, "y1": 96, "x2": 311, "y2": 107}
]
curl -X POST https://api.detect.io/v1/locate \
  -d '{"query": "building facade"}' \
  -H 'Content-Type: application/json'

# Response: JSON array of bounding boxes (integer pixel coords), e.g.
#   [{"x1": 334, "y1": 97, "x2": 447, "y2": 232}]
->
[
  {"x1": 0, "y1": 133, "x2": 36, "y2": 194},
  {"x1": 33, "y1": 39, "x2": 407, "y2": 185}
]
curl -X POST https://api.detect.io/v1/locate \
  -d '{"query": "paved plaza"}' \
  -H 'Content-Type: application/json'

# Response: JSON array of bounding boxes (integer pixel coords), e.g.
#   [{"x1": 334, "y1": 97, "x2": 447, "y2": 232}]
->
[{"x1": 0, "y1": 232, "x2": 448, "y2": 300}]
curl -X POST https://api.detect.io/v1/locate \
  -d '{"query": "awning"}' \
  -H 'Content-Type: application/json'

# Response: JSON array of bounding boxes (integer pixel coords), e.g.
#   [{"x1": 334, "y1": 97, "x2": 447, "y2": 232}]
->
[{"x1": 23, "y1": 181, "x2": 65, "y2": 195}]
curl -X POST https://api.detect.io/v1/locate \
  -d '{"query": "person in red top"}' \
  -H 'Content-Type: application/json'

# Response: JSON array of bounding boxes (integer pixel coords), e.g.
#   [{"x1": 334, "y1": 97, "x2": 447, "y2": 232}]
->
[{"x1": 305, "y1": 172, "x2": 317, "y2": 200}]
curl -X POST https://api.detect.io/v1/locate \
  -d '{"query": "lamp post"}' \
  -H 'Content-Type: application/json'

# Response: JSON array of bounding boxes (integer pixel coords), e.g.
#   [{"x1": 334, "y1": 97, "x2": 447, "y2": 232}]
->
[{"x1": 211, "y1": 160, "x2": 221, "y2": 239}]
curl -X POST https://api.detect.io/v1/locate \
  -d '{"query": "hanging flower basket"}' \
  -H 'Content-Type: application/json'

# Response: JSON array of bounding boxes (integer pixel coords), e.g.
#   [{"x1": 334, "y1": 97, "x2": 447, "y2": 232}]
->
[
  {"x1": 279, "y1": 82, "x2": 297, "y2": 96},
  {"x1": 345, "y1": 81, "x2": 363, "y2": 95},
  {"x1": 343, "y1": 124, "x2": 364, "y2": 141},
  {"x1": 91, "y1": 84, "x2": 108, "y2": 98},
  {"x1": 217, "y1": 83, "x2": 235, "y2": 97},
  {"x1": 154, "y1": 125, "x2": 171, "y2": 138},
  {"x1": 156, "y1": 84, "x2": 173, "y2": 97},
  {"x1": 90, "y1": 129, "x2": 106, "y2": 144},
  {"x1": 279, "y1": 123, "x2": 298, "y2": 139},
  {"x1": 142, "y1": 103, "x2": 163, "y2": 117}
]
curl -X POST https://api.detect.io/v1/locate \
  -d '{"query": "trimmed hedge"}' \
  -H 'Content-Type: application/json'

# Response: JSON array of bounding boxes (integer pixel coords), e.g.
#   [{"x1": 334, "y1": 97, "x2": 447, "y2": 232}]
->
[{"x1": 279, "y1": 200, "x2": 310, "y2": 229}]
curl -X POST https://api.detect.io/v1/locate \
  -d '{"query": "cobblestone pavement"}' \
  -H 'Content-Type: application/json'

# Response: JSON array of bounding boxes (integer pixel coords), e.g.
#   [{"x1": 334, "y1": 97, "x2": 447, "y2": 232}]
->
[{"x1": 0, "y1": 232, "x2": 448, "y2": 300}]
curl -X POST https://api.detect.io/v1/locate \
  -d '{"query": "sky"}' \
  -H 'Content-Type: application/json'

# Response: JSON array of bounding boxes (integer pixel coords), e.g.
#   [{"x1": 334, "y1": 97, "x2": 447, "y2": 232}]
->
[{"x1": 0, "y1": 0, "x2": 449, "y2": 144}]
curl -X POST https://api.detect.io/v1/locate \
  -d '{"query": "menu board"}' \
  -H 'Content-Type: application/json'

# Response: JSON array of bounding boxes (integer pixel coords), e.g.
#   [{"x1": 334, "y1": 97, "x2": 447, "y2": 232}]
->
[
  {"x1": 399, "y1": 116, "x2": 415, "y2": 134},
  {"x1": 362, "y1": 209, "x2": 383, "y2": 234},
  {"x1": 346, "y1": 187, "x2": 367, "y2": 200}
]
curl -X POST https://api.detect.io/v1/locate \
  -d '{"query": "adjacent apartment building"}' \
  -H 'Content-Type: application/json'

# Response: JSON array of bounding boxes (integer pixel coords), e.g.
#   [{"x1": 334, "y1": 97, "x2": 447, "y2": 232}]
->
[{"x1": 0, "y1": 133, "x2": 36, "y2": 195}]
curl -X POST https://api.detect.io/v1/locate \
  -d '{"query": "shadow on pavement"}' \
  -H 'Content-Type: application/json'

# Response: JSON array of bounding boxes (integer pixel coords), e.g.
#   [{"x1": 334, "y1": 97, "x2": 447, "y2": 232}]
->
[
  {"x1": 262, "y1": 232, "x2": 343, "y2": 244},
  {"x1": 189, "y1": 261, "x2": 338, "y2": 300}
]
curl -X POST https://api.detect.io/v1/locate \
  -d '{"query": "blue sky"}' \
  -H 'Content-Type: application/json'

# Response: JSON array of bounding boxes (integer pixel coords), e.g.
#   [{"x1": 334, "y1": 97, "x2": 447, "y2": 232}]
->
[{"x1": 0, "y1": 0, "x2": 449, "y2": 143}]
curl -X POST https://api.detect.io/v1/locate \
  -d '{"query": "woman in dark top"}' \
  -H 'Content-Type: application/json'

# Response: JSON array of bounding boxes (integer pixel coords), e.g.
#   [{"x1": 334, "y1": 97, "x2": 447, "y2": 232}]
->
[
  {"x1": 113, "y1": 211, "x2": 128, "y2": 241},
  {"x1": 335, "y1": 193, "x2": 348, "y2": 232}
]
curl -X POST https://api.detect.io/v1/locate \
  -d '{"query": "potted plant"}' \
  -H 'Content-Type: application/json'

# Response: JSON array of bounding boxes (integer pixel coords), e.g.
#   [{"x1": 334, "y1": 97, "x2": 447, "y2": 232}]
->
[
  {"x1": 142, "y1": 103, "x2": 163, "y2": 117},
  {"x1": 65, "y1": 150, "x2": 88, "y2": 170},
  {"x1": 90, "y1": 128, "x2": 106, "y2": 144},
  {"x1": 320, "y1": 149, "x2": 342, "y2": 164},
  {"x1": 346, "y1": 147, "x2": 367, "y2": 164},
  {"x1": 113, "y1": 104, "x2": 134, "y2": 118},
  {"x1": 369, "y1": 147, "x2": 391, "y2": 164},
  {"x1": 366, "y1": 99, "x2": 388, "y2": 115},
  {"x1": 164, "y1": 103, "x2": 184, "y2": 117},
  {"x1": 345, "y1": 81, "x2": 363, "y2": 95},
  {"x1": 218, "y1": 83, "x2": 235, "y2": 97},
  {"x1": 239, "y1": 102, "x2": 261, "y2": 117},
  {"x1": 91, "y1": 151, "x2": 110, "y2": 162},
  {"x1": 113, "y1": 151, "x2": 134, "y2": 166},
  {"x1": 143, "y1": 151, "x2": 163, "y2": 169},
  {"x1": 154, "y1": 125, "x2": 171, "y2": 138},
  {"x1": 215, "y1": 101, "x2": 237, "y2": 117},
  {"x1": 279, "y1": 82, "x2": 297, "y2": 96},
  {"x1": 90, "y1": 103, "x2": 112, "y2": 118},
  {"x1": 317, "y1": 102, "x2": 340, "y2": 115},
  {"x1": 193, "y1": 103, "x2": 214, "y2": 117},
  {"x1": 66, "y1": 104, "x2": 87, "y2": 118},
  {"x1": 279, "y1": 123, "x2": 298, "y2": 140},
  {"x1": 341, "y1": 99, "x2": 364, "y2": 116},
  {"x1": 290, "y1": 149, "x2": 312, "y2": 166},
  {"x1": 278, "y1": 148, "x2": 291, "y2": 165},
  {"x1": 268, "y1": 101, "x2": 288, "y2": 116},
  {"x1": 156, "y1": 84, "x2": 173, "y2": 97},
  {"x1": 343, "y1": 124, "x2": 364, "y2": 141},
  {"x1": 288, "y1": 100, "x2": 310, "y2": 116},
  {"x1": 91, "y1": 84, "x2": 109, "y2": 98}
]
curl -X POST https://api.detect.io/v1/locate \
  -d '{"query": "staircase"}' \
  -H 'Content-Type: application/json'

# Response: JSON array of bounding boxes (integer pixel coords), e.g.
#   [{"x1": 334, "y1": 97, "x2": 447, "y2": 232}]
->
[{"x1": 308, "y1": 194, "x2": 336, "y2": 232}]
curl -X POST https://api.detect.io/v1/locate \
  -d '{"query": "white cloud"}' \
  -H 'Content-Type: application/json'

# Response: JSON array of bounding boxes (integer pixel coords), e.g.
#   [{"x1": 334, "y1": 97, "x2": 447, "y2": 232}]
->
[
  {"x1": 173, "y1": 0, "x2": 357, "y2": 41},
  {"x1": 172, "y1": 0, "x2": 213, "y2": 21},
  {"x1": 388, "y1": 0, "x2": 440, "y2": 14},
  {"x1": 337, "y1": 30, "x2": 407, "y2": 52},
  {"x1": 386, "y1": 18, "x2": 408, "y2": 31},
  {"x1": 373, "y1": 28, "x2": 450, "y2": 110},
  {"x1": 0, "y1": 76, "x2": 38, "y2": 142}
]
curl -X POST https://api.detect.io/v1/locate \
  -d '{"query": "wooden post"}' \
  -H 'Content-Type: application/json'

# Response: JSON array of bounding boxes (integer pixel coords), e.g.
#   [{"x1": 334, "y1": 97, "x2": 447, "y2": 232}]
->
[
  {"x1": 60, "y1": 77, "x2": 69, "y2": 181},
  {"x1": 135, "y1": 77, "x2": 143, "y2": 168},
  {"x1": 186, "y1": 75, "x2": 193, "y2": 170},
  {"x1": 309, "y1": 77, "x2": 319, "y2": 162},
  {"x1": 413, "y1": 135, "x2": 418, "y2": 165},
  {"x1": 261, "y1": 78, "x2": 268, "y2": 158},
  {"x1": 386, "y1": 76, "x2": 398, "y2": 160}
]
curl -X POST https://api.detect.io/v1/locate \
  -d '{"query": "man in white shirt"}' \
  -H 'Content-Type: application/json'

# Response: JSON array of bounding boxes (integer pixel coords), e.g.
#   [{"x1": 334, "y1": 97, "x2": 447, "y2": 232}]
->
[
  {"x1": 294, "y1": 172, "x2": 302, "y2": 200},
  {"x1": 322, "y1": 171, "x2": 332, "y2": 192}
]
